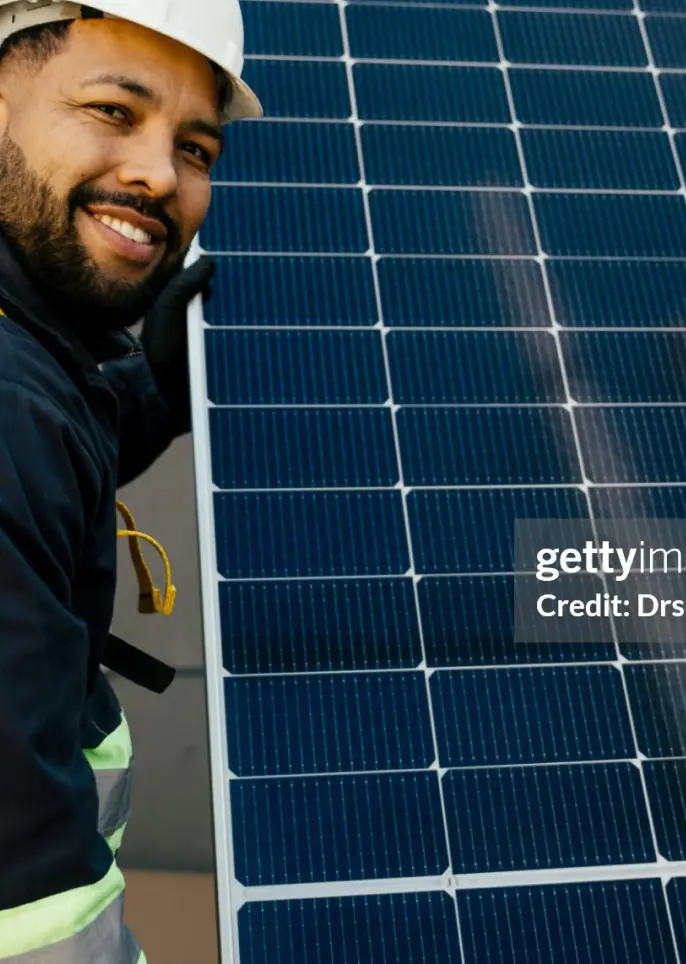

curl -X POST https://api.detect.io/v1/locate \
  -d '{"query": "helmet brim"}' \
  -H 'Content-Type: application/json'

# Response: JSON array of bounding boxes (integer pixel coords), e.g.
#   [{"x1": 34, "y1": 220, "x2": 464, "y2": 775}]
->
[{"x1": 223, "y1": 72, "x2": 263, "y2": 123}]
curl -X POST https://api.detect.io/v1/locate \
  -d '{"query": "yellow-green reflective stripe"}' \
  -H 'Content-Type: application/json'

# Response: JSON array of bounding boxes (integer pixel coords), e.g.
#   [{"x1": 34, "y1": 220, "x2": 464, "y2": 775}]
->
[
  {"x1": 0, "y1": 862, "x2": 124, "y2": 958},
  {"x1": 83, "y1": 714, "x2": 132, "y2": 771},
  {"x1": 107, "y1": 824, "x2": 127, "y2": 855}
]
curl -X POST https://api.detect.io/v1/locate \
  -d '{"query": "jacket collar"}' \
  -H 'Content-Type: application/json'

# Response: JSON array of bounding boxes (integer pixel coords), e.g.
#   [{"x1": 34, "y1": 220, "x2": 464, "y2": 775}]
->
[{"x1": 0, "y1": 230, "x2": 137, "y2": 387}]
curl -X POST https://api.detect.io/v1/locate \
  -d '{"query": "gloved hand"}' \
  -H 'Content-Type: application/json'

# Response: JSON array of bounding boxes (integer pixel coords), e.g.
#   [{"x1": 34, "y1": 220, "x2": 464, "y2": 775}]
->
[{"x1": 140, "y1": 255, "x2": 215, "y2": 434}]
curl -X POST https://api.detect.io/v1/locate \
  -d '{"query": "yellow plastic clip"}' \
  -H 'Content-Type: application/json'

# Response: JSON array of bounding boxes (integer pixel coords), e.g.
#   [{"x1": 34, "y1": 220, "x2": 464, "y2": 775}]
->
[{"x1": 115, "y1": 500, "x2": 176, "y2": 616}]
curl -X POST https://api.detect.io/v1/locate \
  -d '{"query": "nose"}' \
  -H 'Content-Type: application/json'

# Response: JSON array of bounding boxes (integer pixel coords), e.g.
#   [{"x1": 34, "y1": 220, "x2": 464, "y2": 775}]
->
[{"x1": 115, "y1": 128, "x2": 179, "y2": 200}]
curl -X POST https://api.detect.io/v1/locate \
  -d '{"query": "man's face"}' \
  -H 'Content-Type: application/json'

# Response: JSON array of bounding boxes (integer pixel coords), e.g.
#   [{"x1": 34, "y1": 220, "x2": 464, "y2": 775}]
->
[{"x1": 0, "y1": 17, "x2": 223, "y2": 330}]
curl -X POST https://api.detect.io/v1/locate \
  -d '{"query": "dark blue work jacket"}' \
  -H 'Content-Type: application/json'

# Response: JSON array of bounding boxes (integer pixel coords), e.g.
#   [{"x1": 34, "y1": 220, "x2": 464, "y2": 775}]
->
[{"x1": 0, "y1": 231, "x2": 182, "y2": 911}]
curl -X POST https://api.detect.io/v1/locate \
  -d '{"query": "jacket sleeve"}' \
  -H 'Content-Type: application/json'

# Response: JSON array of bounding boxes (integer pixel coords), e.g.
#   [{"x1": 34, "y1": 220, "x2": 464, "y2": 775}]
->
[
  {"x1": 0, "y1": 379, "x2": 113, "y2": 913},
  {"x1": 100, "y1": 348, "x2": 185, "y2": 488}
]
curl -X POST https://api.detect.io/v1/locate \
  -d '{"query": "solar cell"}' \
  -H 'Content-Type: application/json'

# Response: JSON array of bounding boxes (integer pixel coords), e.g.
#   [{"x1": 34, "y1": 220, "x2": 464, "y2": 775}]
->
[
  {"x1": 361, "y1": 125, "x2": 522, "y2": 187},
  {"x1": 499, "y1": 11, "x2": 647, "y2": 67},
  {"x1": 459, "y1": 881, "x2": 677, "y2": 964},
  {"x1": 188, "y1": 0, "x2": 686, "y2": 959},
  {"x1": 522, "y1": 129, "x2": 679, "y2": 190},
  {"x1": 510, "y1": 68, "x2": 662, "y2": 126},
  {"x1": 354, "y1": 63, "x2": 510, "y2": 122}
]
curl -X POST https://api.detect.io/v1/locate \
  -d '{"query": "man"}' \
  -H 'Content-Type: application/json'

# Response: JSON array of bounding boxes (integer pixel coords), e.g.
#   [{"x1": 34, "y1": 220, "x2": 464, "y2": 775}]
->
[{"x1": 0, "y1": 2, "x2": 261, "y2": 960}]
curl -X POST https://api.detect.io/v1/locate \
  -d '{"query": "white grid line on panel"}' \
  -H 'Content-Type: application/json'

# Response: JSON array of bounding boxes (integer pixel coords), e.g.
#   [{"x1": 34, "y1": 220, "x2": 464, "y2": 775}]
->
[
  {"x1": 335, "y1": 0, "x2": 467, "y2": 952},
  {"x1": 236, "y1": 863, "x2": 686, "y2": 903},
  {"x1": 246, "y1": 52, "x2": 686, "y2": 73},
  {"x1": 208, "y1": 399, "x2": 686, "y2": 412},
  {"x1": 492, "y1": 11, "x2": 684, "y2": 957},
  {"x1": 244, "y1": 0, "x2": 686, "y2": 14},
  {"x1": 215, "y1": 568, "x2": 686, "y2": 583},
  {"x1": 228, "y1": 757, "x2": 686, "y2": 780},
  {"x1": 203, "y1": 250, "x2": 686, "y2": 261},
  {"x1": 225, "y1": 662, "x2": 686, "y2": 678},
  {"x1": 228, "y1": 117, "x2": 685, "y2": 132},
  {"x1": 212, "y1": 183, "x2": 686, "y2": 196},
  {"x1": 211, "y1": 482, "x2": 686, "y2": 492},
  {"x1": 207, "y1": 326, "x2": 686, "y2": 334},
  {"x1": 246, "y1": 0, "x2": 686, "y2": 14}
]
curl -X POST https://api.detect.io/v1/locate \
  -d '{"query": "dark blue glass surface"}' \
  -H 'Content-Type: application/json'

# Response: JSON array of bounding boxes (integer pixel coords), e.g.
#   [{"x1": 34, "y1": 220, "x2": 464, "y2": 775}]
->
[
  {"x1": 362, "y1": 125, "x2": 521, "y2": 187},
  {"x1": 432, "y1": 665, "x2": 634, "y2": 766},
  {"x1": 397, "y1": 407, "x2": 580, "y2": 485},
  {"x1": 347, "y1": 7, "x2": 498, "y2": 62},
  {"x1": 408, "y1": 488, "x2": 589, "y2": 574},
  {"x1": 242, "y1": 1, "x2": 343, "y2": 57},
  {"x1": 646, "y1": 15, "x2": 686, "y2": 68},
  {"x1": 499, "y1": 11, "x2": 646, "y2": 67},
  {"x1": 214, "y1": 491, "x2": 409, "y2": 578},
  {"x1": 205, "y1": 330, "x2": 387, "y2": 404},
  {"x1": 645, "y1": 761, "x2": 686, "y2": 861},
  {"x1": 210, "y1": 408, "x2": 397, "y2": 488},
  {"x1": 459, "y1": 880, "x2": 677, "y2": 964},
  {"x1": 625, "y1": 663, "x2": 686, "y2": 757},
  {"x1": 231, "y1": 772, "x2": 449, "y2": 884},
  {"x1": 203, "y1": 255, "x2": 377, "y2": 327},
  {"x1": 213, "y1": 122, "x2": 359, "y2": 184},
  {"x1": 668, "y1": 878, "x2": 686, "y2": 963},
  {"x1": 535, "y1": 194, "x2": 686, "y2": 257},
  {"x1": 577, "y1": 407, "x2": 686, "y2": 483},
  {"x1": 239, "y1": 894, "x2": 462, "y2": 964},
  {"x1": 547, "y1": 260, "x2": 686, "y2": 328},
  {"x1": 662, "y1": 73, "x2": 686, "y2": 126},
  {"x1": 522, "y1": 130, "x2": 678, "y2": 190},
  {"x1": 201, "y1": 187, "x2": 368, "y2": 253},
  {"x1": 371, "y1": 190, "x2": 536, "y2": 255},
  {"x1": 202, "y1": 1, "x2": 686, "y2": 951},
  {"x1": 419, "y1": 575, "x2": 616, "y2": 665},
  {"x1": 220, "y1": 578, "x2": 422, "y2": 674},
  {"x1": 592, "y1": 485, "x2": 686, "y2": 519},
  {"x1": 644, "y1": 0, "x2": 686, "y2": 9},
  {"x1": 225, "y1": 672, "x2": 434, "y2": 774},
  {"x1": 378, "y1": 258, "x2": 548, "y2": 326},
  {"x1": 387, "y1": 332, "x2": 564, "y2": 404},
  {"x1": 562, "y1": 332, "x2": 686, "y2": 403},
  {"x1": 354, "y1": 64, "x2": 509, "y2": 122},
  {"x1": 510, "y1": 68, "x2": 662, "y2": 126},
  {"x1": 444, "y1": 763, "x2": 655, "y2": 873},
  {"x1": 241, "y1": 60, "x2": 351, "y2": 119}
]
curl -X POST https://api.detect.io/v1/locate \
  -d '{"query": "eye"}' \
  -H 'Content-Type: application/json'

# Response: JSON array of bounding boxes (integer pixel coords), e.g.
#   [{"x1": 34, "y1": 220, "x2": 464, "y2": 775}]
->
[
  {"x1": 91, "y1": 104, "x2": 130, "y2": 123},
  {"x1": 181, "y1": 142, "x2": 213, "y2": 168}
]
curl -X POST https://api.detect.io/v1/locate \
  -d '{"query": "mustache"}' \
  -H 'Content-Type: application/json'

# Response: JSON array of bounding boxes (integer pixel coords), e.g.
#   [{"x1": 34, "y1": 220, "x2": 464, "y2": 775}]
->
[{"x1": 68, "y1": 185, "x2": 180, "y2": 250}]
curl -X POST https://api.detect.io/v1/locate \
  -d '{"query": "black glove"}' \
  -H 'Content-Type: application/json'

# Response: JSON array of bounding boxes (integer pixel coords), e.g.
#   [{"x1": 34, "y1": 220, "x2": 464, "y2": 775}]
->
[{"x1": 140, "y1": 255, "x2": 215, "y2": 434}]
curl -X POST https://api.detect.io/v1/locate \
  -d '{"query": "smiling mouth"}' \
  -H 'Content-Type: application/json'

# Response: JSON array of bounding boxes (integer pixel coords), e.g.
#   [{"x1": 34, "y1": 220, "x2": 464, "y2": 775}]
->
[
  {"x1": 90, "y1": 212, "x2": 155, "y2": 245},
  {"x1": 80, "y1": 207, "x2": 166, "y2": 266}
]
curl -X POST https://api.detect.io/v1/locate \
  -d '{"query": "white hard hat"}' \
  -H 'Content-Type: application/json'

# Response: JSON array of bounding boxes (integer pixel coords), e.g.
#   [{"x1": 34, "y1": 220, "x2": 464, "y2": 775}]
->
[{"x1": 0, "y1": 0, "x2": 262, "y2": 123}]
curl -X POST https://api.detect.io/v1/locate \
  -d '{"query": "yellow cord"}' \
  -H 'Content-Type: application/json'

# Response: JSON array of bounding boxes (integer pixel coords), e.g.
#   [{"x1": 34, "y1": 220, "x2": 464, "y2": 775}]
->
[{"x1": 116, "y1": 501, "x2": 176, "y2": 616}]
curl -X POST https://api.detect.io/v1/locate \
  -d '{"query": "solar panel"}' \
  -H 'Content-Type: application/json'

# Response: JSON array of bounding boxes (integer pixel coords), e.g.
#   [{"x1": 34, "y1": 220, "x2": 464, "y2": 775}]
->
[{"x1": 186, "y1": 0, "x2": 686, "y2": 958}]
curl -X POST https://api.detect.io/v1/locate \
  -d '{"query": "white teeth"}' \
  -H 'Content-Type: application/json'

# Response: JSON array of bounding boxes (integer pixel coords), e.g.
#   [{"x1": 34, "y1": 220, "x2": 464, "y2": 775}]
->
[{"x1": 92, "y1": 213, "x2": 153, "y2": 245}]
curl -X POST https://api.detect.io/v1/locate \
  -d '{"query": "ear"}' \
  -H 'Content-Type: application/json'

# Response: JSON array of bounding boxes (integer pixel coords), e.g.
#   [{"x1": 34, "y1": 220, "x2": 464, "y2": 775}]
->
[{"x1": 0, "y1": 95, "x2": 10, "y2": 141}]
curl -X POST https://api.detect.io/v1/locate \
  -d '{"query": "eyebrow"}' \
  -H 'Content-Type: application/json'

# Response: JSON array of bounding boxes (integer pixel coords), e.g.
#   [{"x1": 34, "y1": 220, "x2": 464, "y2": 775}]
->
[{"x1": 79, "y1": 73, "x2": 225, "y2": 154}]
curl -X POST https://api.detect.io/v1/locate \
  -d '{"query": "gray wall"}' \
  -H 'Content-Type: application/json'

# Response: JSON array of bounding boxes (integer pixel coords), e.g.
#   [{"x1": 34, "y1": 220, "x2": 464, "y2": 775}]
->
[{"x1": 110, "y1": 433, "x2": 216, "y2": 874}]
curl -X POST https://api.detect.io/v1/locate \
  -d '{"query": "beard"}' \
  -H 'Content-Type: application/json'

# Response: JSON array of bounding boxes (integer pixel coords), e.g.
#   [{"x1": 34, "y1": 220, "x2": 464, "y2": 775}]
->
[{"x1": 0, "y1": 133, "x2": 187, "y2": 332}]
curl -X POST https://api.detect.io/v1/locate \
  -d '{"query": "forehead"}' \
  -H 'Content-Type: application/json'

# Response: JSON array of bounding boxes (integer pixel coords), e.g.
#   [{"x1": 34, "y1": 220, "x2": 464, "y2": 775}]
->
[{"x1": 54, "y1": 17, "x2": 219, "y2": 114}]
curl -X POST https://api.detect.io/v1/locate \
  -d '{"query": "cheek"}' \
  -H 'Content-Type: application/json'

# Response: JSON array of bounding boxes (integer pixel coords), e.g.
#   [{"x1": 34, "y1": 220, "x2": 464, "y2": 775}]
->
[{"x1": 178, "y1": 178, "x2": 212, "y2": 240}]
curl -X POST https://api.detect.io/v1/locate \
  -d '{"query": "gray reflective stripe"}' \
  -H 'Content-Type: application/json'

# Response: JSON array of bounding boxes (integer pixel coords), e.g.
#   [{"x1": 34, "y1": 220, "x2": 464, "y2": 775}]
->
[
  {"x1": 94, "y1": 764, "x2": 133, "y2": 838},
  {"x1": 1, "y1": 893, "x2": 140, "y2": 964}
]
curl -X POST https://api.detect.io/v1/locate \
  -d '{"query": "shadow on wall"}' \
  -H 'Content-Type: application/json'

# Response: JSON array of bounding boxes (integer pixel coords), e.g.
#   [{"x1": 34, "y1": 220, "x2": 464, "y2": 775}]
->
[{"x1": 110, "y1": 432, "x2": 216, "y2": 876}]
